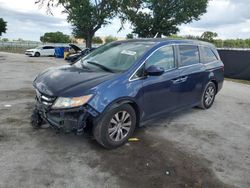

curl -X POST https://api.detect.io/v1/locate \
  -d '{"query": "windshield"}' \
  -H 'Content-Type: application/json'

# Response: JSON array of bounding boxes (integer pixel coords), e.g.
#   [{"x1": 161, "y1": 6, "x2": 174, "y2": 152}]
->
[
  {"x1": 35, "y1": 46, "x2": 42, "y2": 49},
  {"x1": 74, "y1": 42, "x2": 154, "y2": 73}
]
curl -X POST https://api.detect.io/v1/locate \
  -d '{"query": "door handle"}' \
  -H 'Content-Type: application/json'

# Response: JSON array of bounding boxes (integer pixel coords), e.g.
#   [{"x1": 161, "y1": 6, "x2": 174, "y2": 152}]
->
[
  {"x1": 180, "y1": 76, "x2": 188, "y2": 82},
  {"x1": 172, "y1": 76, "x2": 188, "y2": 84},
  {"x1": 171, "y1": 78, "x2": 182, "y2": 84}
]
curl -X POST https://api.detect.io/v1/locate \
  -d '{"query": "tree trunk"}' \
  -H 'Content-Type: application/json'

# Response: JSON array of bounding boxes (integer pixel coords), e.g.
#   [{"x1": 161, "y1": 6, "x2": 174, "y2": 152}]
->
[
  {"x1": 85, "y1": 34, "x2": 93, "y2": 49},
  {"x1": 156, "y1": 32, "x2": 162, "y2": 38}
]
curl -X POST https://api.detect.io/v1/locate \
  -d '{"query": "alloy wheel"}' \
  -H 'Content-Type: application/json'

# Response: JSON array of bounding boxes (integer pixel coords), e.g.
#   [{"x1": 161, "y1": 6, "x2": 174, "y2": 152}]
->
[
  {"x1": 108, "y1": 111, "x2": 132, "y2": 142},
  {"x1": 204, "y1": 86, "x2": 215, "y2": 106}
]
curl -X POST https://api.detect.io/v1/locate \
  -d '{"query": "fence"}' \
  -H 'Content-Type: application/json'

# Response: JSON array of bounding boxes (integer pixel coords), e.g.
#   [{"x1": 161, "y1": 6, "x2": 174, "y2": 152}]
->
[
  {"x1": 0, "y1": 42, "x2": 86, "y2": 53},
  {"x1": 218, "y1": 49, "x2": 250, "y2": 81},
  {"x1": 0, "y1": 41, "x2": 44, "y2": 53},
  {"x1": 0, "y1": 41, "x2": 100, "y2": 54}
]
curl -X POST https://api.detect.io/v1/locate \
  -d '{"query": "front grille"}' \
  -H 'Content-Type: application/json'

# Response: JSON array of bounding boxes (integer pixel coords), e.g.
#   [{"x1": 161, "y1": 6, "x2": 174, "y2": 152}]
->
[{"x1": 36, "y1": 90, "x2": 56, "y2": 107}]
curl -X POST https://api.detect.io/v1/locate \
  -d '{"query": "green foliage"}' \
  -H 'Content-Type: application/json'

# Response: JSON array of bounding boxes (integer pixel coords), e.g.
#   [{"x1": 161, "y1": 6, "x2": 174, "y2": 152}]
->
[
  {"x1": 105, "y1": 35, "x2": 118, "y2": 43},
  {"x1": 168, "y1": 34, "x2": 184, "y2": 39},
  {"x1": 201, "y1": 31, "x2": 218, "y2": 42},
  {"x1": 213, "y1": 39, "x2": 223, "y2": 48},
  {"x1": 1, "y1": 38, "x2": 9, "y2": 42},
  {"x1": 120, "y1": 0, "x2": 209, "y2": 38},
  {"x1": 36, "y1": 0, "x2": 119, "y2": 48},
  {"x1": 126, "y1": 33, "x2": 134, "y2": 39},
  {"x1": 40, "y1": 31, "x2": 70, "y2": 43},
  {"x1": 92, "y1": 36, "x2": 103, "y2": 44},
  {"x1": 0, "y1": 18, "x2": 7, "y2": 36},
  {"x1": 67, "y1": 0, "x2": 119, "y2": 48},
  {"x1": 171, "y1": 31, "x2": 250, "y2": 48}
]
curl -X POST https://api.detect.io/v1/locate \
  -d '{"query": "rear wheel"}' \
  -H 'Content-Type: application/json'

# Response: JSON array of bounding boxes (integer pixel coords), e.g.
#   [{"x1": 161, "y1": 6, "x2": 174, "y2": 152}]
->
[
  {"x1": 35, "y1": 52, "x2": 40, "y2": 57},
  {"x1": 93, "y1": 104, "x2": 136, "y2": 149},
  {"x1": 199, "y1": 82, "x2": 216, "y2": 109}
]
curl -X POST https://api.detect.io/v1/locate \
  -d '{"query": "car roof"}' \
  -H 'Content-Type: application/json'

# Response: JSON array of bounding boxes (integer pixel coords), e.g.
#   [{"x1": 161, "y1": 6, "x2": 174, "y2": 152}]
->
[{"x1": 116, "y1": 38, "x2": 215, "y2": 48}]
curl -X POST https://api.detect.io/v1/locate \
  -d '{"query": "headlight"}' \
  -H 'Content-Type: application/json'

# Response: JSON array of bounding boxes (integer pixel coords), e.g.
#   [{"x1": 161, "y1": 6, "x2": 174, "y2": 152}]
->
[{"x1": 52, "y1": 94, "x2": 93, "y2": 109}]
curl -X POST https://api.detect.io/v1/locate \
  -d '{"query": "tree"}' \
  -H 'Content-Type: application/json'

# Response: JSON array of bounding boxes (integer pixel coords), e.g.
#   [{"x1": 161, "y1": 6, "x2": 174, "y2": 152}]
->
[
  {"x1": 36, "y1": 0, "x2": 119, "y2": 48},
  {"x1": 92, "y1": 36, "x2": 103, "y2": 44},
  {"x1": 126, "y1": 33, "x2": 134, "y2": 39},
  {"x1": 105, "y1": 35, "x2": 117, "y2": 43},
  {"x1": 201, "y1": 31, "x2": 218, "y2": 42},
  {"x1": 120, "y1": 0, "x2": 209, "y2": 38},
  {"x1": 223, "y1": 40, "x2": 236, "y2": 48},
  {"x1": 213, "y1": 39, "x2": 223, "y2": 48},
  {"x1": 1, "y1": 38, "x2": 9, "y2": 42},
  {"x1": 40, "y1": 31, "x2": 70, "y2": 43},
  {"x1": 0, "y1": 18, "x2": 7, "y2": 36}
]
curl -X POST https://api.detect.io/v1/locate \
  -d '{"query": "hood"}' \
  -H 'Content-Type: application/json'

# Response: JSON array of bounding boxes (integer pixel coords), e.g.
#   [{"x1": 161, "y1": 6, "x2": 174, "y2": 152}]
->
[
  {"x1": 33, "y1": 65, "x2": 116, "y2": 97},
  {"x1": 69, "y1": 44, "x2": 82, "y2": 52}
]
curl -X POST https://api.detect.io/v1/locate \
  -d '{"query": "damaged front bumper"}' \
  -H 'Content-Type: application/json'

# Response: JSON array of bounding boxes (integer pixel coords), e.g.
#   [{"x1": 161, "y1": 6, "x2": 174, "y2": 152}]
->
[{"x1": 35, "y1": 97, "x2": 99, "y2": 134}]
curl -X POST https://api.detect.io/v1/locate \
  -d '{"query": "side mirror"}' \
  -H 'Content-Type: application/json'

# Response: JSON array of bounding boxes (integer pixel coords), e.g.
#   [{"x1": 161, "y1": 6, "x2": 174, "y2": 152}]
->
[{"x1": 145, "y1": 65, "x2": 164, "y2": 76}]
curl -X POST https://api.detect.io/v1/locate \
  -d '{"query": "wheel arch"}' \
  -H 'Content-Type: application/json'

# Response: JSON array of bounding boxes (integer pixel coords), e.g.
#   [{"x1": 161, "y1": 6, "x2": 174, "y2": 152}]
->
[
  {"x1": 207, "y1": 72, "x2": 218, "y2": 94},
  {"x1": 102, "y1": 97, "x2": 141, "y2": 127},
  {"x1": 210, "y1": 79, "x2": 218, "y2": 94}
]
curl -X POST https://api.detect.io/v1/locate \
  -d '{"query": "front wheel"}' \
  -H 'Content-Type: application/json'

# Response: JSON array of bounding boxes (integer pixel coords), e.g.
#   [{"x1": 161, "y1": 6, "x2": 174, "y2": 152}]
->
[
  {"x1": 199, "y1": 82, "x2": 216, "y2": 109},
  {"x1": 34, "y1": 52, "x2": 40, "y2": 57},
  {"x1": 93, "y1": 104, "x2": 136, "y2": 149}
]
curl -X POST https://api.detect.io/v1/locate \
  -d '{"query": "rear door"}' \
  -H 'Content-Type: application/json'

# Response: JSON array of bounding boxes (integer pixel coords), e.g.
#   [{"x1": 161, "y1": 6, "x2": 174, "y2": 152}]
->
[
  {"x1": 141, "y1": 45, "x2": 182, "y2": 120},
  {"x1": 177, "y1": 45, "x2": 206, "y2": 106},
  {"x1": 41, "y1": 46, "x2": 49, "y2": 56},
  {"x1": 46, "y1": 46, "x2": 55, "y2": 56},
  {"x1": 42, "y1": 46, "x2": 54, "y2": 56}
]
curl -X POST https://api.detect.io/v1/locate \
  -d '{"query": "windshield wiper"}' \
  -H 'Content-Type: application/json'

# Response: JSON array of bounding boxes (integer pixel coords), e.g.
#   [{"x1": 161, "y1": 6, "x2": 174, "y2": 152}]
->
[{"x1": 87, "y1": 61, "x2": 114, "y2": 73}]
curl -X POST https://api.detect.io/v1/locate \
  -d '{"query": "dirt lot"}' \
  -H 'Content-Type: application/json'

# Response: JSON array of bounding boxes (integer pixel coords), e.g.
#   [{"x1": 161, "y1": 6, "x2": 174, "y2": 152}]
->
[{"x1": 0, "y1": 52, "x2": 249, "y2": 188}]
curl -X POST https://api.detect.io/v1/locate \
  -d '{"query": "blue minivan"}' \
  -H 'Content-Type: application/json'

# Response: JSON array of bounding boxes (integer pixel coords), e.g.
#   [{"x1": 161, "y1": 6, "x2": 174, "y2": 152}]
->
[{"x1": 32, "y1": 39, "x2": 224, "y2": 148}]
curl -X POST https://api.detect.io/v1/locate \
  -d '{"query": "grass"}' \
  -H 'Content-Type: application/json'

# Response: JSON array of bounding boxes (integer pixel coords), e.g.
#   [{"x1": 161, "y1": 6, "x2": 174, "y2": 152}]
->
[{"x1": 225, "y1": 78, "x2": 250, "y2": 85}]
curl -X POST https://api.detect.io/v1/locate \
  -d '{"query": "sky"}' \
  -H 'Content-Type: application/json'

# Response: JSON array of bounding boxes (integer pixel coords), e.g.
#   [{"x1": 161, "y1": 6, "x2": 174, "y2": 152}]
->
[{"x1": 0, "y1": 0, "x2": 250, "y2": 41}]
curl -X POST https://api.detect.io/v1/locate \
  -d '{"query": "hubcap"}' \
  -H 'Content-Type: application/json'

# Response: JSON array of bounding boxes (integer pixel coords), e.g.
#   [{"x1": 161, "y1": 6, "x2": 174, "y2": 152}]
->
[
  {"x1": 205, "y1": 86, "x2": 215, "y2": 106},
  {"x1": 108, "y1": 111, "x2": 131, "y2": 142}
]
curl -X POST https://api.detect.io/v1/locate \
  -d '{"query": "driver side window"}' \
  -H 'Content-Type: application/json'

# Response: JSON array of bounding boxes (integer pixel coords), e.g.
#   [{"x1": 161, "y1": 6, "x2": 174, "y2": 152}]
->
[{"x1": 146, "y1": 46, "x2": 175, "y2": 70}]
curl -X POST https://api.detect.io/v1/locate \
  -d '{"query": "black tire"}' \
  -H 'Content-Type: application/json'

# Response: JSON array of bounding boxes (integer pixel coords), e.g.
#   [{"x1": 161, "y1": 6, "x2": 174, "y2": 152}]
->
[
  {"x1": 93, "y1": 104, "x2": 136, "y2": 149},
  {"x1": 31, "y1": 109, "x2": 43, "y2": 129},
  {"x1": 35, "y1": 52, "x2": 40, "y2": 57},
  {"x1": 199, "y1": 82, "x2": 216, "y2": 109}
]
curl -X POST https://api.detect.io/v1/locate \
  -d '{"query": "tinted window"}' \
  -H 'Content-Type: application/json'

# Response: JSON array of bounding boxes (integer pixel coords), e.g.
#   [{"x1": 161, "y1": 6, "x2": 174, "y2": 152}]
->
[
  {"x1": 200, "y1": 46, "x2": 218, "y2": 64},
  {"x1": 146, "y1": 46, "x2": 175, "y2": 70},
  {"x1": 43, "y1": 46, "x2": 54, "y2": 49},
  {"x1": 179, "y1": 45, "x2": 199, "y2": 67}
]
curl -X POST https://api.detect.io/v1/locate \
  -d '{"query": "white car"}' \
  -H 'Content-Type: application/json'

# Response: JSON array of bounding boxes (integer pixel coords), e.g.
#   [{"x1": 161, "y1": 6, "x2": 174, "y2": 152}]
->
[{"x1": 25, "y1": 45, "x2": 55, "y2": 57}]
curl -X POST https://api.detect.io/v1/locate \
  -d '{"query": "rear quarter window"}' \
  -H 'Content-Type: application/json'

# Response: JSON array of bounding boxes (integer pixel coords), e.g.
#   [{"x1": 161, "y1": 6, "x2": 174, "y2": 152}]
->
[
  {"x1": 179, "y1": 45, "x2": 200, "y2": 67},
  {"x1": 200, "y1": 46, "x2": 218, "y2": 64}
]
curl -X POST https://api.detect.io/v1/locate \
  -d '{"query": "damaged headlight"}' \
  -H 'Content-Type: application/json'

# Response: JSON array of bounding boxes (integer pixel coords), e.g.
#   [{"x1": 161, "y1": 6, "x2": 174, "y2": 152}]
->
[{"x1": 52, "y1": 94, "x2": 93, "y2": 109}]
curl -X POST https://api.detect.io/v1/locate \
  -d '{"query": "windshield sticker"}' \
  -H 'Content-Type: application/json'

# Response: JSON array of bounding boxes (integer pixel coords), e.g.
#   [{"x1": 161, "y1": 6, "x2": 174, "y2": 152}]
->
[{"x1": 121, "y1": 50, "x2": 137, "y2": 56}]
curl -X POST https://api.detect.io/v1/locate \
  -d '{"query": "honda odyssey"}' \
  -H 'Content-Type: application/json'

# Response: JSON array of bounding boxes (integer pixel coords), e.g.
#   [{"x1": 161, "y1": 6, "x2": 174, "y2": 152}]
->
[{"x1": 31, "y1": 39, "x2": 224, "y2": 149}]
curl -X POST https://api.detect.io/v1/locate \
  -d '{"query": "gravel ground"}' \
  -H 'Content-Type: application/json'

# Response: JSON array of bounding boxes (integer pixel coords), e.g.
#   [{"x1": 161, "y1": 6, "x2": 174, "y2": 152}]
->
[{"x1": 0, "y1": 52, "x2": 249, "y2": 188}]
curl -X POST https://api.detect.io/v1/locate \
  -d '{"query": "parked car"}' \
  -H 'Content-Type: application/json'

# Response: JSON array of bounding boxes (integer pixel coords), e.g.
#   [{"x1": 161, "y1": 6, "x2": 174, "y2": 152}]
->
[
  {"x1": 65, "y1": 44, "x2": 97, "y2": 63},
  {"x1": 31, "y1": 39, "x2": 224, "y2": 149},
  {"x1": 25, "y1": 45, "x2": 55, "y2": 57}
]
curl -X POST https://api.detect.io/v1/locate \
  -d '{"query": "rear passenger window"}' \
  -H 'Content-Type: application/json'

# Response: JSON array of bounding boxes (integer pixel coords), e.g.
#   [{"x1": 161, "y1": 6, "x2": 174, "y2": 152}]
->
[
  {"x1": 43, "y1": 46, "x2": 54, "y2": 49},
  {"x1": 146, "y1": 46, "x2": 175, "y2": 70},
  {"x1": 179, "y1": 45, "x2": 199, "y2": 67},
  {"x1": 200, "y1": 46, "x2": 218, "y2": 64}
]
